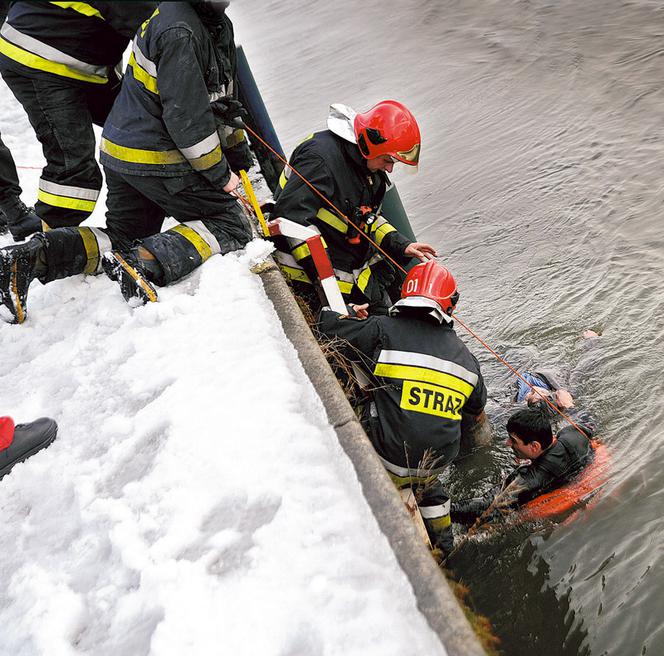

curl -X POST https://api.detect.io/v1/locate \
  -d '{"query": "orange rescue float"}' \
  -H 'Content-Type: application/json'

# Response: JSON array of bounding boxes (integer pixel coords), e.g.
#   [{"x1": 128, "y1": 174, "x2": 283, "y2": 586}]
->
[{"x1": 520, "y1": 440, "x2": 610, "y2": 522}]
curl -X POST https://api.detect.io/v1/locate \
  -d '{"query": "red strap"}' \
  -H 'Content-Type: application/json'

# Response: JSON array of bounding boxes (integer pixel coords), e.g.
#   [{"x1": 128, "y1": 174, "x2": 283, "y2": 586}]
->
[{"x1": 0, "y1": 416, "x2": 15, "y2": 450}]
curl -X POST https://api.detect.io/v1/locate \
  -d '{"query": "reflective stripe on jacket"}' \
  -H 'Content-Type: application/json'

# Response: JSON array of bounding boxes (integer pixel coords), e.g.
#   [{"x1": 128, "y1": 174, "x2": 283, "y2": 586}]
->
[
  {"x1": 100, "y1": 2, "x2": 233, "y2": 184},
  {"x1": 0, "y1": 1, "x2": 155, "y2": 84}
]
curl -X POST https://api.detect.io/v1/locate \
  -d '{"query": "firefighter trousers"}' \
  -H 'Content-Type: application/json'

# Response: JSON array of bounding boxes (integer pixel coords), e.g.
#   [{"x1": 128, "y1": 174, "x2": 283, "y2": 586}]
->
[
  {"x1": 35, "y1": 168, "x2": 252, "y2": 287},
  {"x1": 0, "y1": 130, "x2": 22, "y2": 206},
  {"x1": 0, "y1": 70, "x2": 119, "y2": 228}
]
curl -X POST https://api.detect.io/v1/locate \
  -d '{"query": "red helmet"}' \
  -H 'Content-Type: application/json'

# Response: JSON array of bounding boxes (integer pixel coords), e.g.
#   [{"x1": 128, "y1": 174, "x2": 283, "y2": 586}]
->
[
  {"x1": 353, "y1": 100, "x2": 421, "y2": 166},
  {"x1": 389, "y1": 261, "x2": 459, "y2": 323}
]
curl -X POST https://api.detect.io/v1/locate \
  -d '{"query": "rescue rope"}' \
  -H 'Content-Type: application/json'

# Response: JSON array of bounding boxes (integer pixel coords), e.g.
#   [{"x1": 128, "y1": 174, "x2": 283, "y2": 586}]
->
[{"x1": 237, "y1": 122, "x2": 591, "y2": 438}]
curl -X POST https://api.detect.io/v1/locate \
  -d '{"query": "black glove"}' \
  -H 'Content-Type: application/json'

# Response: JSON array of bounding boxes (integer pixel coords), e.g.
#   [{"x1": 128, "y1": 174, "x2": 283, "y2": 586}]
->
[
  {"x1": 450, "y1": 495, "x2": 493, "y2": 524},
  {"x1": 210, "y1": 96, "x2": 248, "y2": 126},
  {"x1": 224, "y1": 141, "x2": 254, "y2": 174}
]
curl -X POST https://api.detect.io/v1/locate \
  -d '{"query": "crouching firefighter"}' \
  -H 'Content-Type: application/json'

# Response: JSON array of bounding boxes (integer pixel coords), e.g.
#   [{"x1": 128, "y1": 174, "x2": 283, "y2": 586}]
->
[
  {"x1": 317, "y1": 261, "x2": 488, "y2": 554},
  {"x1": 272, "y1": 100, "x2": 437, "y2": 314},
  {"x1": 0, "y1": 0, "x2": 253, "y2": 324}
]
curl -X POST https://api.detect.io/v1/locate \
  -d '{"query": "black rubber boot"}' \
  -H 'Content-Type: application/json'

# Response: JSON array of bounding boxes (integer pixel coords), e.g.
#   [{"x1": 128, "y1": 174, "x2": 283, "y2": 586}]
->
[
  {"x1": 102, "y1": 250, "x2": 158, "y2": 306},
  {"x1": 0, "y1": 237, "x2": 46, "y2": 324},
  {"x1": 0, "y1": 210, "x2": 8, "y2": 235},
  {"x1": 0, "y1": 417, "x2": 58, "y2": 479},
  {"x1": 0, "y1": 198, "x2": 42, "y2": 242}
]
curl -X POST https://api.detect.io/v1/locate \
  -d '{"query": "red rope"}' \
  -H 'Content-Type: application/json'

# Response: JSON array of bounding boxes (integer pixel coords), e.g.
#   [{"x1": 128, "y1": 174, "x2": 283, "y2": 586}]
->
[{"x1": 246, "y1": 123, "x2": 593, "y2": 437}]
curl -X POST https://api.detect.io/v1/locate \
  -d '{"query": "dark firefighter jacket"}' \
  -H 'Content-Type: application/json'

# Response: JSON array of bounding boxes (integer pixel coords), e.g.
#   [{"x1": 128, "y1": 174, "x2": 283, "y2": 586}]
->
[
  {"x1": 0, "y1": 1, "x2": 156, "y2": 85},
  {"x1": 452, "y1": 409, "x2": 596, "y2": 522},
  {"x1": 272, "y1": 130, "x2": 412, "y2": 301},
  {"x1": 100, "y1": 2, "x2": 240, "y2": 186},
  {"x1": 318, "y1": 309, "x2": 487, "y2": 484}
]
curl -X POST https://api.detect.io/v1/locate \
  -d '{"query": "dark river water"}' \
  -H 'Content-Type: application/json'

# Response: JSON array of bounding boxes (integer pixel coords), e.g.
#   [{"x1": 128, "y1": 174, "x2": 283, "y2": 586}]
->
[{"x1": 233, "y1": 1, "x2": 664, "y2": 654}]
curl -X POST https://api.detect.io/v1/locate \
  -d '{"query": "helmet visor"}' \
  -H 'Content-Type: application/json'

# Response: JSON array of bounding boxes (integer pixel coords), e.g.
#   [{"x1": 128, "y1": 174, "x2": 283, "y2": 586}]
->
[{"x1": 394, "y1": 142, "x2": 421, "y2": 166}]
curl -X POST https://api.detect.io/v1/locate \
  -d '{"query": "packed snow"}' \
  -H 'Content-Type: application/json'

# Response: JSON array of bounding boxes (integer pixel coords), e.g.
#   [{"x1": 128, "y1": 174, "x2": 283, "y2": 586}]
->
[{"x1": 0, "y1": 83, "x2": 447, "y2": 653}]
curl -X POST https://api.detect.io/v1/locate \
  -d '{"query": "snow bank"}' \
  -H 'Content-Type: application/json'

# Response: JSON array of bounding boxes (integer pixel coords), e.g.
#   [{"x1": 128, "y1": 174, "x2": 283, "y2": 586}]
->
[{"x1": 0, "y1": 88, "x2": 445, "y2": 655}]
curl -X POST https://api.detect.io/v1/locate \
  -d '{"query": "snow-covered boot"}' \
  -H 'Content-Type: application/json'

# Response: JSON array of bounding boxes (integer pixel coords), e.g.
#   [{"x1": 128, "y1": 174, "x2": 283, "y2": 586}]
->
[
  {"x1": 0, "y1": 416, "x2": 58, "y2": 479},
  {"x1": 0, "y1": 198, "x2": 42, "y2": 242},
  {"x1": 0, "y1": 237, "x2": 46, "y2": 324},
  {"x1": 102, "y1": 250, "x2": 158, "y2": 306}
]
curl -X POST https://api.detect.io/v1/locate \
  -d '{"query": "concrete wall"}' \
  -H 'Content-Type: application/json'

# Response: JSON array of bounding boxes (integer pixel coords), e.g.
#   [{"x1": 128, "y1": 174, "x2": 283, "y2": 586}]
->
[{"x1": 256, "y1": 260, "x2": 486, "y2": 656}]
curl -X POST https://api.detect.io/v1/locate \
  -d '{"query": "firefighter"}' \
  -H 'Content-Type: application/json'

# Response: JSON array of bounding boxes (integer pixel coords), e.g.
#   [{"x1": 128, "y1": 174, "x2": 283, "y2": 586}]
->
[
  {"x1": 317, "y1": 261, "x2": 487, "y2": 554},
  {"x1": 272, "y1": 100, "x2": 437, "y2": 314},
  {"x1": 0, "y1": 415, "x2": 57, "y2": 479},
  {"x1": 0, "y1": 0, "x2": 157, "y2": 230},
  {"x1": 0, "y1": 1, "x2": 253, "y2": 323},
  {"x1": 0, "y1": 2, "x2": 40, "y2": 240}
]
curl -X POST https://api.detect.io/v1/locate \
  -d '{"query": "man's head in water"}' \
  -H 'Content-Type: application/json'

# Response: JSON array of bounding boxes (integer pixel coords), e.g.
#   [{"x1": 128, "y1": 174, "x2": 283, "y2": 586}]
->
[{"x1": 506, "y1": 404, "x2": 554, "y2": 459}]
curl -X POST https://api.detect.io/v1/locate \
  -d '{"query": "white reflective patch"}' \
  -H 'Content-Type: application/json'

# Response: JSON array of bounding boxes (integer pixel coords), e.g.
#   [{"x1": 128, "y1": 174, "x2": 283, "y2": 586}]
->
[
  {"x1": 379, "y1": 455, "x2": 447, "y2": 478},
  {"x1": 183, "y1": 221, "x2": 221, "y2": 255},
  {"x1": 208, "y1": 87, "x2": 228, "y2": 103},
  {"x1": 89, "y1": 228, "x2": 112, "y2": 272},
  {"x1": 179, "y1": 132, "x2": 220, "y2": 160},
  {"x1": 377, "y1": 349, "x2": 479, "y2": 386},
  {"x1": 332, "y1": 268, "x2": 354, "y2": 283},
  {"x1": 273, "y1": 251, "x2": 301, "y2": 269},
  {"x1": 131, "y1": 38, "x2": 156, "y2": 76},
  {"x1": 39, "y1": 178, "x2": 99, "y2": 201},
  {"x1": 1, "y1": 23, "x2": 107, "y2": 77},
  {"x1": 419, "y1": 501, "x2": 451, "y2": 519}
]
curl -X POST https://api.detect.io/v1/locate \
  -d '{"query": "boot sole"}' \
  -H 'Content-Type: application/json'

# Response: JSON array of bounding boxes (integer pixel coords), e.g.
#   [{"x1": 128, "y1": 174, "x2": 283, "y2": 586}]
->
[
  {"x1": 10, "y1": 259, "x2": 25, "y2": 324},
  {"x1": 0, "y1": 426, "x2": 57, "y2": 479},
  {"x1": 103, "y1": 252, "x2": 158, "y2": 304}
]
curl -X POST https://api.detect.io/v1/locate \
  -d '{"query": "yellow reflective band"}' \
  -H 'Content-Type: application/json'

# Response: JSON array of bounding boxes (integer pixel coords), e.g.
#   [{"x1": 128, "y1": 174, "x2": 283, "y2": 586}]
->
[
  {"x1": 279, "y1": 264, "x2": 312, "y2": 284},
  {"x1": 0, "y1": 36, "x2": 107, "y2": 84},
  {"x1": 386, "y1": 471, "x2": 432, "y2": 489},
  {"x1": 373, "y1": 221, "x2": 396, "y2": 246},
  {"x1": 316, "y1": 207, "x2": 347, "y2": 234},
  {"x1": 400, "y1": 380, "x2": 465, "y2": 420},
  {"x1": 101, "y1": 138, "x2": 185, "y2": 165},
  {"x1": 171, "y1": 224, "x2": 213, "y2": 261},
  {"x1": 356, "y1": 266, "x2": 372, "y2": 293},
  {"x1": 373, "y1": 363, "x2": 475, "y2": 398},
  {"x1": 188, "y1": 144, "x2": 222, "y2": 171},
  {"x1": 140, "y1": 7, "x2": 159, "y2": 38},
  {"x1": 127, "y1": 52, "x2": 158, "y2": 94},
  {"x1": 78, "y1": 227, "x2": 101, "y2": 274},
  {"x1": 224, "y1": 129, "x2": 246, "y2": 148},
  {"x1": 337, "y1": 279, "x2": 353, "y2": 294},
  {"x1": 50, "y1": 2, "x2": 103, "y2": 19},
  {"x1": 278, "y1": 169, "x2": 289, "y2": 189},
  {"x1": 37, "y1": 188, "x2": 96, "y2": 212},
  {"x1": 291, "y1": 242, "x2": 312, "y2": 262},
  {"x1": 426, "y1": 514, "x2": 452, "y2": 530}
]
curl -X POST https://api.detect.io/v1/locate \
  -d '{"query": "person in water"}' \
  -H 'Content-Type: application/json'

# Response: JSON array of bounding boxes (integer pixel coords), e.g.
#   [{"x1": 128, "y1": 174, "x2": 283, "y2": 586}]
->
[{"x1": 452, "y1": 386, "x2": 596, "y2": 523}]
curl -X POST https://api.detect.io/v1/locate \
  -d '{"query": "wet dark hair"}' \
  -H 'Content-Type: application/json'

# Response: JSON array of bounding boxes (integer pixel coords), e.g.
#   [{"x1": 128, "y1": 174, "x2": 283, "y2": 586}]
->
[{"x1": 506, "y1": 404, "x2": 553, "y2": 449}]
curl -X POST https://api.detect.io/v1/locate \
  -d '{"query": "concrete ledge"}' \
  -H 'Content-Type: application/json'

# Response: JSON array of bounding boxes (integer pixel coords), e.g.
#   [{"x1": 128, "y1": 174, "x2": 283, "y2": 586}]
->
[{"x1": 256, "y1": 261, "x2": 486, "y2": 656}]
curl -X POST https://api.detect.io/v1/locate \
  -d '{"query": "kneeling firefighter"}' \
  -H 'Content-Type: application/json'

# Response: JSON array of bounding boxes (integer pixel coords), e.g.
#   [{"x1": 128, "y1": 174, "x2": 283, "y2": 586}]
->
[
  {"x1": 0, "y1": 0, "x2": 255, "y2": 323},
  {"x1": 317, "y1": 261, "x2": 487, "y2": 553}
]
